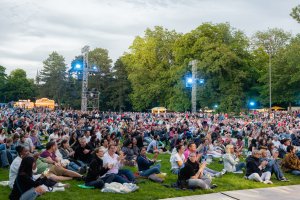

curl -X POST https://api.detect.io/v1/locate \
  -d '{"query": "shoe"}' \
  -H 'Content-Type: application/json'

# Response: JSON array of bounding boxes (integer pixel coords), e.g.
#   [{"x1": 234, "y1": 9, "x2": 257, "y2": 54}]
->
[
  {"x1": 233, "y1": 170, "x2": 243, "y2": 174},
  {"x1": 79, "y1": 167, "x2": 86, "y2": 174},
  {"x1": 263, "y1": 180, "x2": 273, "y2": 184},
  {"x1": 221, "y1": 169, "x2": 226, "y2": 175},
  {"x1": 214, "y1": 173, "x2": 222, "y2": 178},
  {"x1": 244, "y1": 176, "x2": 248, "y2": 180},
  {"x1": 210, "y1": 184, "x2": 218, "y2": 189},
  {"x1": 280, "y1": 177, "x2": 290, "y2": 182}
]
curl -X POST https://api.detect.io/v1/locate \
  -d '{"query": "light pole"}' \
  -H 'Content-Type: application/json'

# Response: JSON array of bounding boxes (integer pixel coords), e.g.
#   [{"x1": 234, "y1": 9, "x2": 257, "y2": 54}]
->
[
  {"x1": 269, "y1": 54, "x2": 272, "y2": 112},
  {"x1": 81, "y1": 45, "x2": 90, "y2": 112},
  {"x1": 191, "y1": 60, "x2": 197, "y2": 113}
]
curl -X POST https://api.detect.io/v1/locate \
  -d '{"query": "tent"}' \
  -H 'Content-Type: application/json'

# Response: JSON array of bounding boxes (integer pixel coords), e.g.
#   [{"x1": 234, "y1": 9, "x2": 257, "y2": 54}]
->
[
  {"x1": 271, "y1": 106, "x2": 285, "y2": 111},
  {"x1": 13, "y1": 100, "x2": 34, "y2": 109},
  {"x1": 35, "y1": 98, "x2": 55, "y2": 110},
  {"x1": 151, "y1": 107, "x2": 167, "y2": 114}
]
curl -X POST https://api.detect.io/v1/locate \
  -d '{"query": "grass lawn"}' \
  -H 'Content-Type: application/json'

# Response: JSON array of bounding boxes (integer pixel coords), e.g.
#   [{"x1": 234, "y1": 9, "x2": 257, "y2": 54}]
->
[{"x1": 1, "y1": 154, "x2": 300, "y2": 200}]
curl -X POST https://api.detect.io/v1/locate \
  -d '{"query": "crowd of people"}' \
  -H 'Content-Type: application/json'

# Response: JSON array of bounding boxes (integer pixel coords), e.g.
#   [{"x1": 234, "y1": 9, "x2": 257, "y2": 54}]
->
[{"x1": 0, "y1": 107, "x2": 300, "y2": 199}]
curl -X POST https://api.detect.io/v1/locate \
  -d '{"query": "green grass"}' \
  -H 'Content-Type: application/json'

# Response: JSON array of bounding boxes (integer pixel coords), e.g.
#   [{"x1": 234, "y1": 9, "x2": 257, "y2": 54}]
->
[{"x1": 1, "y1": 154, "x2": 300, "y2": 200}]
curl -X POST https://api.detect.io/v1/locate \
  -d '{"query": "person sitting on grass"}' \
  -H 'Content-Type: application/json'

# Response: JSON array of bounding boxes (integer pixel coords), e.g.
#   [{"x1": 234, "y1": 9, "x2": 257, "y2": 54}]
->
[
  {"x1": 281, "y1": 145, "x2": 300, "y2": 176},
  {"x1": 9, "y1": 156, "x2": 46, "y2": 200},
  {"x1": 222, "y1": 144, "x2": 245, "y2": 174},
  {"x1": 260, "y1": 149, "x2": 289, "y2": 181},
  {"x1": 121, "y1": 139, "x2": 136, "y2": 166},
  {"x1": 137, "y1": 147, "x2": 161, "y2": 177},
  {"x1": 245, "y1": 150, "x2": 272, "y2": 184},
  {"x1": 85, "y1": 147, "x2": 115, "y2": 189},
  {"x1": 178, "y1": 152, "x2": 216, "y2": 189},
  {"x1": 9, "y1": 145, "x2": 30, "y2": 189},
  {"x1": 170, "y1": 144, "x2": 185, "y2": 175},
  {"x1": 147, "y1": 135, "x2": 160, "y2": 153},
  {"x1": 39, "y1": 141, "x2": 84, "y2": 181},
  {"x1": 74, "y1": 137, "x2": 93, "y2": 165},
  {"x1": 103, "y1": 144, "x2": 136, "y2": 184}
]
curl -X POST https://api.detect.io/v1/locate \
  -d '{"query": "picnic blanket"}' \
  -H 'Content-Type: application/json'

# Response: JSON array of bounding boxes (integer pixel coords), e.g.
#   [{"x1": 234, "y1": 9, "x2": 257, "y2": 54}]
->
[{"x1": 101, "y1": 182, "x2": 139, "y2": 193}]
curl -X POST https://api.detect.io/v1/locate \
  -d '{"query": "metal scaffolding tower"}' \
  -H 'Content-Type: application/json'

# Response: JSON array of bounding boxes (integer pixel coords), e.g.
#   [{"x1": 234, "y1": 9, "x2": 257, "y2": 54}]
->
[{"x1": 81, "y1": 45, "x2": 90, "y2": 112}]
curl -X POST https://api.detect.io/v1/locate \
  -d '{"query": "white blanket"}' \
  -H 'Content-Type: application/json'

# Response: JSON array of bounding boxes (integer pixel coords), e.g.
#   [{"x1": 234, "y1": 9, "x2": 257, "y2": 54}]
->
[{"x1": 101, "y1": 182, "x2": 139, "y2": 193}]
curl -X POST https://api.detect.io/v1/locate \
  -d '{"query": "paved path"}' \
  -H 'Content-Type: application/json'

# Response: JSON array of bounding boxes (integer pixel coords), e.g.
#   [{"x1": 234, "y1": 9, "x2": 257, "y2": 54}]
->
[{"x1": 161, "y1": 185, "x2": 300, "y2": 200}]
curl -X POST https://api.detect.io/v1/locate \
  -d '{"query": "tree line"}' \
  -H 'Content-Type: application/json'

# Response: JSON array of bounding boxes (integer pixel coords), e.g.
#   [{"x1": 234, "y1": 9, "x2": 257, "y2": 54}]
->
[{"x1": 1, "y1": 22, "x2": 300, "y2": 112}]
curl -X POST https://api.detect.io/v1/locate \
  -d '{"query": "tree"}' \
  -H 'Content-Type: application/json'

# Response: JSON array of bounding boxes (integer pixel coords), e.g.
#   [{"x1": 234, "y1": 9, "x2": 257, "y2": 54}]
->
[
  {"x1": 252, "y1": 28, "x2": 291, "y2": 106},
  {"x1": 123, "y1": 26, "x2": 181, "y2": 111},
  {"x1": 0, "y1": 66, "x2": 7, "y2": 102},
  {"x1": 291, "y1": 5, "x2": 300, "y2": 23},
  {"x1": 39, "y1": 52, "x2": 67, "y2": 106},
  {"x1": 109, "y1": 58, "x2": 132, "y2": 112},
  {"x1": 271, "y1": 35, "x2": 300, "y2": 108},
  {"x1": 174, "y1": 23, "x2": 253, "y2": 113},
  {"x1": 3, "y1": 69, "x2": 36, "y2": 102}
]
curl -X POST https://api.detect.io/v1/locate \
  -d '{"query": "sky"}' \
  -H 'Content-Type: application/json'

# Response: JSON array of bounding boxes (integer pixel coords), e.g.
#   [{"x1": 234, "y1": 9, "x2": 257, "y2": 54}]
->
[{"x1": 1, "y1": 0, "x2": 300, "y2": 78}]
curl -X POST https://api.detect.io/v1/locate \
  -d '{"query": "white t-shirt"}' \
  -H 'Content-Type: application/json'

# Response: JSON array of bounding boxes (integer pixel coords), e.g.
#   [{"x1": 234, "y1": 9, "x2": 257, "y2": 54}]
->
[
  {"x1": 9, "y1": 156, "x2": 22, "y2": 189},
  {"x1": 170, "y1": 153, "x2": 185, "y2": 170},
  {"x1": 103, "y1": 152, "x2": 121, "y2": 174}
]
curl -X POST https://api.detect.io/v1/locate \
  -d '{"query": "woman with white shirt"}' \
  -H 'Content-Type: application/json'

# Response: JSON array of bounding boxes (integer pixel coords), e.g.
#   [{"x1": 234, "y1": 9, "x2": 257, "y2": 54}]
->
[{"x1": 170, "y1": 145, "x2": 185, "y2": 174}]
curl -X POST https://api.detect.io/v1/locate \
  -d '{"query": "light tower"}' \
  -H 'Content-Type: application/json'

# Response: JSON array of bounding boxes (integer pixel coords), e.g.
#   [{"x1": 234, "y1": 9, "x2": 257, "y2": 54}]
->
[{"x1": 81, "y1": 45, "x2": 90, "y2": 112}]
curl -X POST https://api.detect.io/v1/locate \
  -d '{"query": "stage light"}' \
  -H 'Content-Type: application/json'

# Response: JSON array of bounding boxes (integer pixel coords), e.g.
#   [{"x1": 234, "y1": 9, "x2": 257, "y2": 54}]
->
[{"x1": 76, "y1": 64, "x2": 81, "y2": 69}]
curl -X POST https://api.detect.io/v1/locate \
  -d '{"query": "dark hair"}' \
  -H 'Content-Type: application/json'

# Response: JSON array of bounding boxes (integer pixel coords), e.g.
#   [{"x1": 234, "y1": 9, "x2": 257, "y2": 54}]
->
[
  {"x1": 176, "y1": 144, "x2": 184, "y2": 152},
  {"x1": 187, "y1": 142, "x2": 195, "y2": 149},
  {"x1": 46, "y1": 141, "x2": 56, "y2": 150},
  {"x1": 18, "y1": 156, "x2": 35, "y2": 177},
  {"x1": 15, "y1": 145, "x2": 25, "y2": 156},
  {"x1": 60, "y1": 139, "x2": 68, "y2": 148},
  {"x1": 287, "y1": 145, "x2": 294, "y2": 153},
  {"x1": 123, "y1": 139, "x2": 131, "y2": 147}
]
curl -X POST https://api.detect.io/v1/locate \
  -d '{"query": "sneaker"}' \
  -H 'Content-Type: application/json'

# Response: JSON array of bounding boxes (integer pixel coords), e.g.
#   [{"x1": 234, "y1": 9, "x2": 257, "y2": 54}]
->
[
  {"x1": 280, "y1": 177, "x2": 290, "y2": 182},
  {"x1": 221, "y1": 169, "x2": 227, "y2": 175},
  {"x1": 210, "y1": 184, "x2": 218, "y2": 189},
  {"x1": 214, "y1": 172, "x2": 222, "y2": 178},
  {"x1": 263, "y1": 180, "x2": 273, "y2": 184},
  {"x1": 233, "y1": 170, "x2": 243, "y2": 174}
]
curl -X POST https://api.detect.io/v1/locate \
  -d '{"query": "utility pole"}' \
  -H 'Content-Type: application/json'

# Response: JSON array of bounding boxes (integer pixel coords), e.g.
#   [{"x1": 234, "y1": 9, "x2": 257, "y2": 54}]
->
[
  {"x1": 191, "y1": 60, "x2": 197, "y2": 113},
  {"x1": 81, "y1": 45, "x2": 90, "y2": 112}
]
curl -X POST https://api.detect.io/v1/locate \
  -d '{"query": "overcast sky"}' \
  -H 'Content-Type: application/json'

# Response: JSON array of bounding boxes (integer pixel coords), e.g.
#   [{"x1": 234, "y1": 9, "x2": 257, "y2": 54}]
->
[{"x1": 1, "y1": 0, "x2": 300, "y2": 78}]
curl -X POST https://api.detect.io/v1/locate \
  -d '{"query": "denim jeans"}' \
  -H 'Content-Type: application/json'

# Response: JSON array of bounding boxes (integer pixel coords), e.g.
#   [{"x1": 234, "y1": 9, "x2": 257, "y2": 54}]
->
[
  {"x1": 291, "y1": 170, "x2": 300, "y2": 176},
  {"x1": 235, "y1": 162, "x2": 246, "y2": 171},
  {"x1": 20, "y1": 188, "x2": 38, "y2": 200},
  {"x1": 0, "y1": 144, "x2": 9, "y2": 167},
  {"x1": 85, "y1": 174, "x2": 115, "y2": 188},
  {"x1": 67, "y1": 162, "x2": 81, "y2": 172},
  {"x1": 265, "y1": 160, "x2": 284, "y2": 180},
  {"x1": 139, "y1": 164, "x2": 161, "y2": 177},
  {"x1": 112, "y1": 169, "x2": 135, "y2": 183}
]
